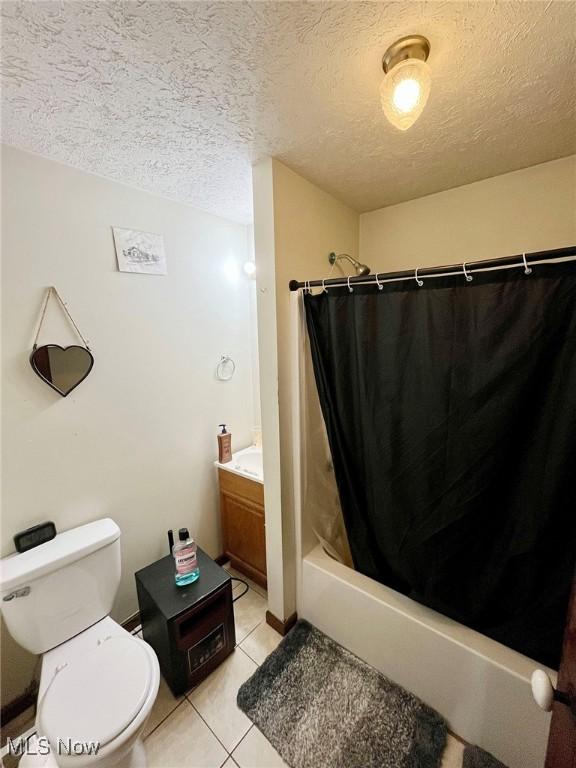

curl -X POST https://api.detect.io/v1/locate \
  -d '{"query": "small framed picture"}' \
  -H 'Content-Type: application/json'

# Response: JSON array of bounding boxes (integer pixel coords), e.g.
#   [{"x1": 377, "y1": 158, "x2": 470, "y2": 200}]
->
[{"x1": 113, "y1": 227, "x2": 167, "y2": 275}]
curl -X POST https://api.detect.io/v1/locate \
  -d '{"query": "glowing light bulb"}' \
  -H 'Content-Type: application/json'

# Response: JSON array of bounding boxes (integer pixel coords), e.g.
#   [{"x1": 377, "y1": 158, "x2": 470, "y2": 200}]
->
[
  {"x1": 392, "y1": 78, "x2": 421, "y2": 113},
  {"x1": 380, "y1": 41, "x2": 432, "y2": 131},
  {"x1": 243, "y1": 261, "x2": 256, "y2": 277}
]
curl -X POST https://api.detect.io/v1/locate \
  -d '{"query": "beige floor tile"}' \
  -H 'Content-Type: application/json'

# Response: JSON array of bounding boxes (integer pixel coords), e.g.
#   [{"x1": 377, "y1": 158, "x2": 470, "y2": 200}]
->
[
  {"x1": 143, "y1": 675, "x2": 184, "y2": 738},
  {"x1": 225, "y1": 564, "x2": 267, "y2": 599},
  {"x1": 188, "y1": 648, "x2": 257, "y2": 752},
  {"x1": 240, "y1": 621, "x2": 282, "y2": 666},
  {"x1": 233, "y1": 589, "x2": 267, "y2": 644},
  {"x1": 441, "y1": 734, "x2": 465, "y2": 768},
  {"x1": 232, "y1": 726, "x2": 288, "y2": 768},
  {"x1": 145, "y1": 699, "x2": 227, "y2": 768}
]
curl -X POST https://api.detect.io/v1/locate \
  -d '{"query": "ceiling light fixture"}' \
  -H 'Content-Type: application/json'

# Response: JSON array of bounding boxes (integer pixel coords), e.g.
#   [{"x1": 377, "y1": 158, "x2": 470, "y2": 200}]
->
[{"x1": 380, "y1": 35, "x2": 431, "y2": 131}]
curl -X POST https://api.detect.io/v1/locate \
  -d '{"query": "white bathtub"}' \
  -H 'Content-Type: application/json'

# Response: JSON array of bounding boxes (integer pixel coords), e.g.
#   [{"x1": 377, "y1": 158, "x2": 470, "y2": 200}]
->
[
  {"x1": 299, "y1": 544, "x2": 555, "y2": 768},
  {"x1": 215, "y1": 445, "x2": 263, "y2": 483}
]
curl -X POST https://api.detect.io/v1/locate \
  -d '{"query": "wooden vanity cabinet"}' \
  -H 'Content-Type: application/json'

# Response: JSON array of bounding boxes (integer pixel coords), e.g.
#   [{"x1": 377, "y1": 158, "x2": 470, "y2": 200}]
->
[{"x1": 218, "y1": 469, "x2": 267, "y2": 588}]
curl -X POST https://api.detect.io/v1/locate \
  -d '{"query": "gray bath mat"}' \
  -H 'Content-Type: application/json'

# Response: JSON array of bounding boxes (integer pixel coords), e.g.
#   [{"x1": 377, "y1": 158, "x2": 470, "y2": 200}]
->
[
  {"x1": 463, "y1": 745, "x2": 507, "y2": 768},
  {"x1": 237, "y1": 619, "x2": 447, "y2": 768}
]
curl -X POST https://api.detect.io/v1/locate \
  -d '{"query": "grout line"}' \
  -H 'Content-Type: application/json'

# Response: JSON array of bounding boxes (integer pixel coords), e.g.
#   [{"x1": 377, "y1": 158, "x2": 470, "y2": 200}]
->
[
  {"x1": 230, "y1": 724, "x2": 254, "y2": 762},
  {"x1": 217, "y1": 749, "x2": 234, "y2": 768},
  {"x1": 188, "y1": 698, "x2": 240, "y2": 756},
  {"x1": 143, "y1": 697, "x2": 187, "y2": 741},
  {"x1": 235, "y1": 644, "x2": 259, "y2": 666},
  {"x1": 236, "y1": 629, "x2": 263, "y2": 667},
  {"x1": 237, "y1": 647, "x2": 260, "y2": 667},
  {"x1": 235, "y1": 623, "x2": 263, "y2": 646},
  {"x1": 237, "y1": 618, "x2": 264, "y2": 648}
]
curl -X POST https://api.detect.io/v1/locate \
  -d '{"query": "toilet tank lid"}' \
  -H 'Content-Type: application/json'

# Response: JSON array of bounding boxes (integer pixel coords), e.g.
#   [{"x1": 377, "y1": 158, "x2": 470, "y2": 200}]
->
[{"x1": 0, "y1": 519, "x2": 120, "y2": 593}]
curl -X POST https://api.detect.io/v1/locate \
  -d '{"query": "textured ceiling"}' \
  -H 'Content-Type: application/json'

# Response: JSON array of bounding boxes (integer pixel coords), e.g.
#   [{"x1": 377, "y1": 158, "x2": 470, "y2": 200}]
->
[{"x1": 2, "y1": 1, "x2": 575, "y2": 223}]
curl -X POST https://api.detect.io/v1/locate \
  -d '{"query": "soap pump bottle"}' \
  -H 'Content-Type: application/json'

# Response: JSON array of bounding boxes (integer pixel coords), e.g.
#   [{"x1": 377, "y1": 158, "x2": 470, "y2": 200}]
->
[
  {"x1": 218, "y1": 424, "x2": 232, "y2": 464},
  {"x1": 173, "y1": 528, "x2": 200, "y2": 586}
]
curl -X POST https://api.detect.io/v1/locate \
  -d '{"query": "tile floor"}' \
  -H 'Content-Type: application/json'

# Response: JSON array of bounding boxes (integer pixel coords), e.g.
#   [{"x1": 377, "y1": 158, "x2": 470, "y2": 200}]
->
[
  {"x1": 1, "y1": 562, "x2": 466, "y2": 768},
  {"x1": 141, "y1": 563, "x2": 466, "y2": 768}
]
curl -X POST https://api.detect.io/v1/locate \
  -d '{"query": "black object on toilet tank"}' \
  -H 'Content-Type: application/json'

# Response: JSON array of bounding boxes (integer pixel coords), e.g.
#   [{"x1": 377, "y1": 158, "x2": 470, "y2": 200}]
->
[
  {"x1": 14, "y1": 522, "x2": 57, "y2": 553},
  {"x1": 135, "y1": 547, "x2": 235, "y2": 696}
]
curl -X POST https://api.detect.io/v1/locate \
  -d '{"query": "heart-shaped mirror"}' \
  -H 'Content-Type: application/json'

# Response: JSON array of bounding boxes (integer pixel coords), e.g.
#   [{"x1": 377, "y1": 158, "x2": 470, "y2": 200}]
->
[{"x1": 30, "y1": 344, "x2": 94, "y2": 397}]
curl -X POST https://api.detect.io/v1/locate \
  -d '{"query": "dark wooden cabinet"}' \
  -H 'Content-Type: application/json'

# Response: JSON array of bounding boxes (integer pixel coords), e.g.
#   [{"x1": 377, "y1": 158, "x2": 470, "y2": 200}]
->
[
  {"x1": 135, "y1": 549, "x2": 235, "y2": 696},
  {"x1": 218, "y1": 469, "x2": 267, "y2": 588}
]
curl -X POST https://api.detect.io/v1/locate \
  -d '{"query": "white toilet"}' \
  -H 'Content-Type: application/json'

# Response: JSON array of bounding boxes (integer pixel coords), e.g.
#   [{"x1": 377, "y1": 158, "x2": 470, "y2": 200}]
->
[{"x1": 0, "y1": 519, "x2": 160, "y2": 768}]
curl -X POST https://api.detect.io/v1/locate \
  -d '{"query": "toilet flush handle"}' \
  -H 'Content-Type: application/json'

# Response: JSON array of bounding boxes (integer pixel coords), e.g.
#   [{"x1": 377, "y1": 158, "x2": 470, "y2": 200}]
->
[
  {"x1": 3, "y1": 586, "x2": 31, "y2": 601},
  {"x1": 531, "y1": 669, "x2": 576, "y2": 716}
]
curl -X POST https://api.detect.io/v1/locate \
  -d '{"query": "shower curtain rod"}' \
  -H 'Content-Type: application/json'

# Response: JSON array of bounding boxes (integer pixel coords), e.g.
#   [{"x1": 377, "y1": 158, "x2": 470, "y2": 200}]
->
[{"x1": 288, "y1": 245, "x2": 576, "y2": 291}]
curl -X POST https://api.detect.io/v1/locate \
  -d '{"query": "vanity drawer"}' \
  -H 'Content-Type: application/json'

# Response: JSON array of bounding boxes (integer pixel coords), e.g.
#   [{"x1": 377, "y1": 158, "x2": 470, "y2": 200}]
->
[{"x1": 218, "y1": 468, "x2": 264, "y2": 508}]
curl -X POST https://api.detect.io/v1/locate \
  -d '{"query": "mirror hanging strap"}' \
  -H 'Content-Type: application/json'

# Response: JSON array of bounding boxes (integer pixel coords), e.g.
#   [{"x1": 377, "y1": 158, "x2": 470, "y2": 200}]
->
[{"x1": 32, "y1": 286, "x2": 91, "y2": 351}]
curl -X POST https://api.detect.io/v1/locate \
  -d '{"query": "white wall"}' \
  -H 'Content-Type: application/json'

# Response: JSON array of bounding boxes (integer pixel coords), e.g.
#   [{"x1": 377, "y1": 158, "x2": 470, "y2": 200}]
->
[
  {"x1": 360, "y1": 155, "x2": 576, "y2": 270},
  {"x1": 1, "y1": 145, "x2": 257, "y2": 706},
  {"x1": 252, "y1": 158, "x2": 359, "y2": 622}
]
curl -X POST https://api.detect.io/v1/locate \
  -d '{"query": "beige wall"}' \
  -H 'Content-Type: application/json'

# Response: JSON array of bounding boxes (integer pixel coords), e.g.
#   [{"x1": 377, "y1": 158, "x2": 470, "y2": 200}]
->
[
  {"x1": 360, "y1": 155, "x2": 576, "y2": 272},
  {"x1": 252, "y1": 158, "x2": 358, "y2": 620},
  {"x1": 1, "y1": 145, "x2": 257, "y2": 707}
]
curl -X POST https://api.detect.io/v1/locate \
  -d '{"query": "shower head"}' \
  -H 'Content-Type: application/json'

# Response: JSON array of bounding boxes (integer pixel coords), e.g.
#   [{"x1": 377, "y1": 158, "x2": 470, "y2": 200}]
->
[{"x1": 328, "y1": 252, "x2": 371, "y2": 277}]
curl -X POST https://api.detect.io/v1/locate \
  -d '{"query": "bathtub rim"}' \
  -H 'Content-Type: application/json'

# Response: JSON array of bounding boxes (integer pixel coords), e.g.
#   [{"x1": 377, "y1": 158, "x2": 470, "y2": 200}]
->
[{"x1": 305, "y1": 543, "x2": 557, "y2": 683}]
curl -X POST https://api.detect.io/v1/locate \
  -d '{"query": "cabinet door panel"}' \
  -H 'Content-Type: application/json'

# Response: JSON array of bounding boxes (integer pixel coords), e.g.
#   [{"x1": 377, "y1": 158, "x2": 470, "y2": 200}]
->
[{"x1": 221, "y1": 493, "x2": 266, "y2": 576}]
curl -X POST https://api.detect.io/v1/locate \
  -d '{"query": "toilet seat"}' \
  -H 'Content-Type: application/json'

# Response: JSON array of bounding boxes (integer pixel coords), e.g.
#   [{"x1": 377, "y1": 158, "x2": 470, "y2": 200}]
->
[{"x1": 38, "y1": 635, "x2": 154, "y2": 751}]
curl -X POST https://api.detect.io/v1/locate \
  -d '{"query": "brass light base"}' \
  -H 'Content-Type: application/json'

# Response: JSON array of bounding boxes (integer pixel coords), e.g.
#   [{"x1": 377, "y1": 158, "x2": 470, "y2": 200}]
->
[{"x1": 382, "y1": 35, "x2": 430, "y2": 74}]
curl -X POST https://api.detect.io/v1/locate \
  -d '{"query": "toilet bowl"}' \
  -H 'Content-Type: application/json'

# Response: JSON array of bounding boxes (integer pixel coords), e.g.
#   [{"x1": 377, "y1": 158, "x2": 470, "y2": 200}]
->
[
  {"x1": 20, "y1": 617, "x2": 160, "y2": 768},
  {"x1": 0, "y1": 520, "x2": 160, "y2": 768}
]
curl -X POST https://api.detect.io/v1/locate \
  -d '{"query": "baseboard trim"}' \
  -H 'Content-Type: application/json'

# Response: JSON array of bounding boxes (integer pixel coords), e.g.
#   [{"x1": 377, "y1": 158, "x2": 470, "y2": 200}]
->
[
  {"x1": 265, "y1": 610, "x2": 298, "y2": 636},
  {"x1": 122, "y1": 611, "x2": 141, "y2": 633},
  {"x1": 0, "y1": 685, "x2": 37, "y2": 729}
]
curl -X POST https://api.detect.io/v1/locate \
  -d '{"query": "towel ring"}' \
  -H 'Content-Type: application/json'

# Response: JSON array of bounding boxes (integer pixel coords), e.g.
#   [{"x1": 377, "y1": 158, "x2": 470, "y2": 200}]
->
[
  {"x1": 375, "y1": 273, "x2": 384, "y2": 291},
  {"x1": 415, "y1": 268, "x2": 424, "y2": 287},
  {"x1": 216, "y1": 355, "x2": 236, "y2": 381},
  {"x1": 522, "y1": 253, "x2": 532, "y2": 275},
  {"x1": 462, "y1": 262, "x2": 473, "y2": 282},
  {"x1": 347, "y1": 276, "x2": 353, "y2": 293}
]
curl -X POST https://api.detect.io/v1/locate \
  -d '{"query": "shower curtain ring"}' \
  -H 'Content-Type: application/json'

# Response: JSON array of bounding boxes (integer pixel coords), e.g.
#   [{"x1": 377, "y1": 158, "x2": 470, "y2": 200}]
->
[
  {"x1": 462, "y1": 263, "x2": 473, "y2": 282},
  {"x1": 375, "y1": 273, "x2": 384, "y2": 290},
  {"x1": 522, "y1": 253, "x2": 532, "y2": 275},
  {"x1": 415, "y1": 268, "x2": 424, "y2": 287},
  {"x1": 347, "y1": 276, "x2": 353, "y2": 293},
  {"x1": 322, "y1": 278, "x2": 328, "y2": 293},
  {"x1": 304, "y1": 280, "x2": 311, "y2": 294}
]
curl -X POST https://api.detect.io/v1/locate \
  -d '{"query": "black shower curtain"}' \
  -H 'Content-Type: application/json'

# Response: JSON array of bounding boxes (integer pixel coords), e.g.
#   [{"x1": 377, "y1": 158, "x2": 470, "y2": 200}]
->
[{"x1": 304, "y1": 262, "x2": 576, "y2": 668}]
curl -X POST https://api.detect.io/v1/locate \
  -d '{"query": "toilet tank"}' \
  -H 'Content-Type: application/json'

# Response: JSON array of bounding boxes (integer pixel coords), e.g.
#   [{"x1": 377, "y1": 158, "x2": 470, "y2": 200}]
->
[{"x1": 0, "y1": 519, "x2": 121, "y2": 654}]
